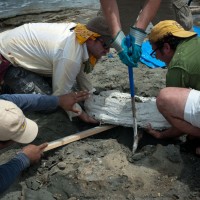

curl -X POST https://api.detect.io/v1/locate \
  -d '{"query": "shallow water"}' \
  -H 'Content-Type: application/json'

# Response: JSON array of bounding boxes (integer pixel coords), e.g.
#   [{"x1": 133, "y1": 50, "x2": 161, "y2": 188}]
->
[{"x1": 0, "y1": 0, "x2": 100, "y2": 19}]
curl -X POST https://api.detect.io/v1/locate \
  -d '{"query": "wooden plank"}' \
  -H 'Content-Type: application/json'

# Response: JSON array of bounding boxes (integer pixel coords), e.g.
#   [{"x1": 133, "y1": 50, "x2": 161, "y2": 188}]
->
[{"x1": 44, "y1": 125, "x2": 116, "y2": 152}]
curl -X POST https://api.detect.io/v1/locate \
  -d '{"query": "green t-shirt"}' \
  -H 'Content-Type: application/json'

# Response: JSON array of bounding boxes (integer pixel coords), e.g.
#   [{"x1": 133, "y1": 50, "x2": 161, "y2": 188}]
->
[{"x1": 166, "y1": 37, "x2": 200, "y2": 90}]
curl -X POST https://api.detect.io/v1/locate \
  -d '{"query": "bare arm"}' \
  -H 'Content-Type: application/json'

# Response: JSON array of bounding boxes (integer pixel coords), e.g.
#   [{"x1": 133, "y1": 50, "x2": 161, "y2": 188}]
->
[
  {"x1": 135, "y1": 0, "x2": 161, "y2": 30},
  {"x1": 146, "y1": 124, "x2": 184, "y2": 139},
  {"x1": 100, "y1": 0, "x2": 121, "y2": 37},
  {"x1": 100, "y1": 0, "x2": 161, "y2": 34}
]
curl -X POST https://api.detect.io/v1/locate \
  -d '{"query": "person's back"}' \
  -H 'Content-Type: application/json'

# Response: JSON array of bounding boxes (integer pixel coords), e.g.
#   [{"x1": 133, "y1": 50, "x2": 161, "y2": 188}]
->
[{"x1": 0, "y1": 22, "x2": 80, "y2": 75}]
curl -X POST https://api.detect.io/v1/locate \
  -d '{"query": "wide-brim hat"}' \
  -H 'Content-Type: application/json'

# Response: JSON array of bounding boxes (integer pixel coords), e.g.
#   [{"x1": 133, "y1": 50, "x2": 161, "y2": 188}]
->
[
  {"x1": 86, "y1": 16, "x2": 112, "y2": 46},
  {"x1": 149, "y1": 20, "x2": 197, "y2": 43},
  {"x1": 0, "y1": 100, "x2": 38, "y2": 144}
]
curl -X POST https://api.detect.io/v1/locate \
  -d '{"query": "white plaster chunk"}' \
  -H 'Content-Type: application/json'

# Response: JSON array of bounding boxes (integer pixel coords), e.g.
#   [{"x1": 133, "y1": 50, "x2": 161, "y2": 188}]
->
[{"x1": 84, "y1": 90, "x2": 170, "y2": 130}]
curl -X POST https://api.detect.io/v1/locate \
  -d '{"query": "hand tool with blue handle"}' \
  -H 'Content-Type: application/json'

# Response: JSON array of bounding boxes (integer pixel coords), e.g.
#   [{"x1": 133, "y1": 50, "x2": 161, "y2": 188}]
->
[{"x1": 126, "y1": 35, "x2": 138, "y2": 154}]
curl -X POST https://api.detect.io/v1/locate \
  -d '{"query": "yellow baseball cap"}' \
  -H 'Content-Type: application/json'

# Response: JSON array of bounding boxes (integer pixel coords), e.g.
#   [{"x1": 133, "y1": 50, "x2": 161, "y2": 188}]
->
[
  {"x1": 0, "y1": 100, "x2": 38, "y2": 144},
  {"x1": 148, "y1": 20, "x2": 196, "y2": 43}
]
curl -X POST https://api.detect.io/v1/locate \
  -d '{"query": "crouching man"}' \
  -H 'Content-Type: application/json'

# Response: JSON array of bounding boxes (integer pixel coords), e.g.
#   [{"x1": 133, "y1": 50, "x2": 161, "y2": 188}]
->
[{"x1": 146, "y1": 20, "x2": 200, "y2": 155}]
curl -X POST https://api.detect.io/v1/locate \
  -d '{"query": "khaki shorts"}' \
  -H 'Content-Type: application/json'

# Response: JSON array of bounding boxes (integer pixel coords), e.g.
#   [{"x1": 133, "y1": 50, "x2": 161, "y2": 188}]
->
[
  {"x1": 184, "y1": 89, "x2": 200, "y2": 128},
  {"x1": 98, "y1": 0, "x2": 193, "y2": 34}
]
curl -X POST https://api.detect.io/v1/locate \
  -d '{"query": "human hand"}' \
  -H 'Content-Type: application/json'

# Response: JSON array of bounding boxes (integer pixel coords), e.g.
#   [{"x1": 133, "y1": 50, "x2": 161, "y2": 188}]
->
[
  {"x1": 129, "y1": 27, "x2": 147, "y2": 63},
  {"x1": 78, "y1": 111, "x2": 99, "y2": 124},
  {"x1": 118, "y1": 50, "x2": 137, "y2": 67},
  {"x1": 22, "y1": 143, "x2": 48, "y2": 164},
  {"x1": 59, "y1": 91, "x2": 90, "y2": 113},
  {"x1": 130, "y1": 41, "x2": 141, "y2": 65},
  {"x1": 111, "y1": 31, "x2": 136, "y2": 67},
  {"x1": 145, "y1": 123, "x2": 162, "y2": 139}
]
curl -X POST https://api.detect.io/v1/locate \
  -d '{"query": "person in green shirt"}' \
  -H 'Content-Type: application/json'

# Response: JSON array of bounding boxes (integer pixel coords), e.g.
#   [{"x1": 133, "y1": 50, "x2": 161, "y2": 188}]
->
[{"x1": 146, "y1": 20, "x2": 200, "y2": 155}]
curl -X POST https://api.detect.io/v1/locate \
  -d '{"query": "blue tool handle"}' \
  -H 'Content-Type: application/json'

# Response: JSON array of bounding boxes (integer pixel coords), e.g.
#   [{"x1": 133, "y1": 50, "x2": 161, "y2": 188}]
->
[
  {"x1": 128, "y1": 66, "x2": 135, "y2": 97},
  {"x1": 126, "y1": 35, "x2": 135, "y2": 97}
]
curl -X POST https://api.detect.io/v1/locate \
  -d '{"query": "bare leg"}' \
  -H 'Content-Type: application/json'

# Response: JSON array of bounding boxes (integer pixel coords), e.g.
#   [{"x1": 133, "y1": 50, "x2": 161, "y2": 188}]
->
[
  {"x1": 146, "y1": 123, "x2": 184, "y2": 139},
  {"x1": 156, "y1": 87, "x2": 200, "y2": 137},
  {"x1": 146, "y1": 87, "x2": 200, "y2": 139}
]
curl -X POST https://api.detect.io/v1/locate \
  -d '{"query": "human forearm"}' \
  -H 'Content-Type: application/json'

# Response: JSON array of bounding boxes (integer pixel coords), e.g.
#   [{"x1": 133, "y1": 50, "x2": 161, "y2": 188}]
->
[
  {"x1": 146, "y1": 125, "x2": 184, "y2": 139},
  {"x1": 128, "y1": 0, "x2": 160, "y2": 65},
  {"x1": 100, "y1": 0, "x2": 121, "y2": 37},
  {"x1": 135, "y1": 0, "x2": 161, "y2": 30},
  {"x1": 0, "y1": 153, "x2": 30, "y2": 193},
  {"x1": 0, "y1": 94, "x2": 58, "y2": 112}
]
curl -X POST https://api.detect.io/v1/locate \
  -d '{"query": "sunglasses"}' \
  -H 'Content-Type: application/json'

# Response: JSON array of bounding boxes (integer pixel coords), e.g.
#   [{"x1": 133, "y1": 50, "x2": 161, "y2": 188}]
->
[
  {"x1": 150, "y1": 44, "x2": 164, "y2": 58},
  {"x1": 96, "y1": 38, "x2": 111, "y2": 49},
  {"x1": 150, "y1": 47, "x2": 160, "y2": 58}
]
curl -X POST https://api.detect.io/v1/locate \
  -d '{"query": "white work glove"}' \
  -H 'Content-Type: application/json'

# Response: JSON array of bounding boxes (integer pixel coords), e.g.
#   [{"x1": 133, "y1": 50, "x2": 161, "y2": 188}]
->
[
  {"x1": 129, "y1": 26, "x2": 147, "y2": 63},
  {"x1": 111, "y1": 31, "x2": 136, "y2": 67}
]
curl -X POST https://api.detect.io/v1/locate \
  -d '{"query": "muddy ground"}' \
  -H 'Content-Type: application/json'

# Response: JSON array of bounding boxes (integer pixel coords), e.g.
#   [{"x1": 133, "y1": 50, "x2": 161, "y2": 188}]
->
[{"x1": 0, "y1": 7, "x2": 200, "y2": 200}]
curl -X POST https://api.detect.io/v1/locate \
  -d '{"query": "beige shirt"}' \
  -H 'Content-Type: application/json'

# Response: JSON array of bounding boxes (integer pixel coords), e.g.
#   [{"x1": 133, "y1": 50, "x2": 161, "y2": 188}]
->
[{"x1": 0, "y1": 22, "x2": 93, "y2": 95}]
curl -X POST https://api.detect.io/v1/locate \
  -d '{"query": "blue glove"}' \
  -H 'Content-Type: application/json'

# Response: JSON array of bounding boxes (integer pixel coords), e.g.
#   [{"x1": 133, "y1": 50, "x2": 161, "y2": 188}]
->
[
  {"x1": 129, "y1": 27, "x2": 147, "y2": 63},
  {"x1": 111, "y1": 31, "x2": 137, "y2": 67}
]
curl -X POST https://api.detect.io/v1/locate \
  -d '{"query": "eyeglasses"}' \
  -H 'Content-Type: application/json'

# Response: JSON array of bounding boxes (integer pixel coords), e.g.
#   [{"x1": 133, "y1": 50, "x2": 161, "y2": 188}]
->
[
  {"x1": 150, "y1": 47, "x2": 160, "y2": 58},
  {"x1": 96, "y1": 38, "x2": 110, "y2": 50}
]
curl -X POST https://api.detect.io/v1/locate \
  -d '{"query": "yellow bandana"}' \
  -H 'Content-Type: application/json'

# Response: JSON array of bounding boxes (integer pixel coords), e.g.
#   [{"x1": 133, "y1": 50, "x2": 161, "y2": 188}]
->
[{"x1": 74, "y1": 23, "x2": 100, "y2": 73}]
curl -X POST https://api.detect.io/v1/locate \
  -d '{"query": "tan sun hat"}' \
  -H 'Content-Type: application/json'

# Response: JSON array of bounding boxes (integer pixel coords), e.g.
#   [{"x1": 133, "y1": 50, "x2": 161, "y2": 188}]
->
[
  {"x1": 149, "y1": 20, "x2": 196, "y2": 43},
  {"x1": 0, "y1": 100, "x2": 38, "y2": 144},
  {"x1": 86, "y1": 16, "x2": 112, "y2": 46}
]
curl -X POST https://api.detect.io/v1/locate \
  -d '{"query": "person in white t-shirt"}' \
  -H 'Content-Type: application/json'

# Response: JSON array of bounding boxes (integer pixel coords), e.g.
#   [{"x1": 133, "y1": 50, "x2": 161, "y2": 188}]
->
[{"x1": 0, "y1": 16, "x2": 112, "y2": 123}]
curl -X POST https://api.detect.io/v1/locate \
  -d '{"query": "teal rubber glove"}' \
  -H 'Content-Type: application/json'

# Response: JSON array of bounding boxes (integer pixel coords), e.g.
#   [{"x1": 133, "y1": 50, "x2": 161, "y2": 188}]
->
[
  {"x1": 111, "y1": 31, "x2": 137, "y2": 67},
  {"x1": 129, "y1": 27, "x2": 147, "y2": 64}
]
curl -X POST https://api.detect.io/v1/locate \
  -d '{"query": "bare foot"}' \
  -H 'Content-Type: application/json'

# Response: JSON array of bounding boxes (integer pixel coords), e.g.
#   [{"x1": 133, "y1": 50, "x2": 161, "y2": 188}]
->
[
  {"x1": 78, "y1": 111, "x2": 99, "y2": 124},
  {"x1": 145, "y1": 123, "x2": 162, "y2": 139}
]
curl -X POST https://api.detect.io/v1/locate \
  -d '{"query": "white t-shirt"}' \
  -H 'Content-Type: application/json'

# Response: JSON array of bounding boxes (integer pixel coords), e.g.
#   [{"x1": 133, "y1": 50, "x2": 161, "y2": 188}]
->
[{"x1": 0, "y1": 23, "x2": 90, "y2": 95}]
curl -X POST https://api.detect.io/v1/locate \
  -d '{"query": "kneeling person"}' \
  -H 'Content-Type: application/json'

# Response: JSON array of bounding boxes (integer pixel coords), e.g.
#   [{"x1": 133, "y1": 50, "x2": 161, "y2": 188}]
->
[
  {"x1": 0, "y1": 16, "x2": 111, "y2": 123},
  {"x1": 146, "y1": 20, "x2": 200, "y2": 154}
]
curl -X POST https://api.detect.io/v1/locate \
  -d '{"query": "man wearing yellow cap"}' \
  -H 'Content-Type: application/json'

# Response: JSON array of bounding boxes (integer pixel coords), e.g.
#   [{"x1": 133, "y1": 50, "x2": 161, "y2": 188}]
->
[
  {"x1": 0, "y1": 16, "x2": 111, "y2": 123},
  {"x1": 100, "y1": 0, "x2": 192, "y2": 67},
  {"x1": 146, "y1": 20, "x2": 200, "y2": 155}
]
